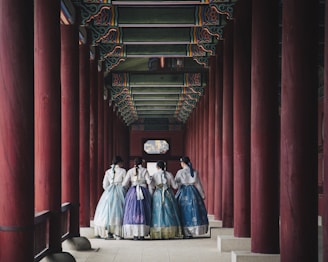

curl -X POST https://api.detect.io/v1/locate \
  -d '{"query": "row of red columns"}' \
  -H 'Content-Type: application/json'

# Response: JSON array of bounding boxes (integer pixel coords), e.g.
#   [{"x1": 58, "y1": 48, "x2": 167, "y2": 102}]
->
[
  {"x1": 184, "y1": 0, "x2": 319, "y2": 261},
  {"x1": 0, "y1": 0, "x2": 323, "y2": 261},
  {"x1": 0, "y1": 1, "x2": 130, "y2": 261}
]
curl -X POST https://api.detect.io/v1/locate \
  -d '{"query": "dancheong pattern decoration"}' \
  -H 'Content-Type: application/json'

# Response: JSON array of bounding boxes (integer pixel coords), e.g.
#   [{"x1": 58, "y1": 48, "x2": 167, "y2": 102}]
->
[
  {"x1": 69, "y1": 0, "x2": 235, "y2": 72},
  {"x1": 63, "y1": 0, "x2": 237, "y2": 125},
  {"x1": 109, "y1": 72, "x2": 205, "y2": 124}
]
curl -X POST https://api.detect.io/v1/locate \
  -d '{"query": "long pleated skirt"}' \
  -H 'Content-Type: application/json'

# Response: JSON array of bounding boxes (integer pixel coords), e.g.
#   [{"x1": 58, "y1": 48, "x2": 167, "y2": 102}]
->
[
  {"x1": 122, "y1": 185, "x2": 152, "y2": 238},
  {"x1": 150, "y1": 187, "x2": 183, "y2": 239},
  {"x1": 175, "y1": 185, "x2": 209, "y2": 237},
  {"x1": 93, "y1": 184, "x2": 125, "y2": 238}
]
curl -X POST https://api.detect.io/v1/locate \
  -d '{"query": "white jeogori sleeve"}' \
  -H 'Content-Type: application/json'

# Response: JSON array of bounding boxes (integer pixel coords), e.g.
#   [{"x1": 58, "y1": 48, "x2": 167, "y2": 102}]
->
[{"x1": 102, "y1": 170, "x2": 110, "y2": 190}]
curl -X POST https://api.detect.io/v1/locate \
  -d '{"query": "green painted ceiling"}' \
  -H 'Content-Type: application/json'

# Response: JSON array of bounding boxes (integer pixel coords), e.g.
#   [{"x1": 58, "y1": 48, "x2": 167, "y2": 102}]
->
[{"x1": 62, "y1": 0, "x2": 237, "y2": 128}]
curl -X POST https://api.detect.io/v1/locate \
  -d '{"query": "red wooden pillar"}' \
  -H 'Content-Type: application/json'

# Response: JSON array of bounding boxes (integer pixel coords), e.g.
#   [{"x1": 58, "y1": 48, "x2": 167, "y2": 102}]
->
[
  {"x1": 104, "y1": 96, "x2": 110, "y2": 170},
  {"x1": 222, "y1": 23, "x2": 234, "y2": 228},
  {"x1": 79, "y1": 43, "x2": 91, "y2": 227},
  {"x1": 280, "y1": 0, "x2": 318, "y2": 261},
  {"x1": 324, "y1": 1, "x2": 328, "y2": 260},
  {"x1": 112, "y1": 110, "x2": 117, "y2": 155},
  {"x1": 233, "y1": 1, "x2": 251, "y2": 237},
  {"x1": 214, "y1": 43, "x2": 223, "y2": 221},
  {"x1": 202, "y1": 86, "x2": 209, "y2": 206},
  {"x1": 191, "y1": 110, "x2": 196, "y2": 163},
  {"x1": 34, "y1": 0, "x2": 62, "y2": 252},
  {"x1": 123, "y1": 123, "x2": 130, "y2": 164},
  {"x1": 0, "y1": 2, "x2": 34, "y2": 261},
  {"x1": 250, "y1": 0, "x2": 279, "y2": 254},
  {"x1": 116, "y1": 111, "x2": 120, "y2": 155},
  {"x1": 195, "y1": 101, "x2": 200, "y2": 172},
  {"x1": 97, "y1": 64, "x2": 105, "y2": 199},
  {"x1": 118, "y1": 118, "x2": 123, "y2": 160},
  {"x1": 190, "y1": 118, "x2": 193, "y2": 154},
  {"x1": 187, "y1": 111, "x2": 194, "y2": 163},
  {"x1": 116, "y1": 114, "x2": 121, "y2": 156},
  {"x1": 108, "y1": 104, "x2": 114, "y2": 167},
  {"x1": 89, "y1": 48, "x2": 99, "y2": 219},
  {"x1": 251, "y1": 0, "x2": 279, "y2": 254},
  {"x1": 184, "y1": 111, "x2": 192, "y2": 157},
  {"x1": 193, "y1": 107, "x2": 197, "y2": 167},
  {"x1": 111, "y1": 109, "x2": 115, "y2": 155},
  {"x1": 117, "y1": 116, "x2": 122, "y2": 157},
  {"x1": 190, "y1": 116, "x2": 193, "y2": 157},
  {"x1": 192, "y1": 103, "x2": 196, "y2": 168},
  {"x1": 207, "y1": 57, "x2": 216, "y2": 215},
  {"x1": 185, "y1": 115, "x2": 189, "y2": 155},
  {"x1": 61, "y1": 24, "x2": 80, "y2": 236},
  {"x1": 185, "y1": 119, "x2": 190, "y2": 155},
  {"x1": 186, "y1": 112, "x2": 191, "y2": 160},
  {"x1": 198, "y1": 96, "x2": 204, "y2": 191}
]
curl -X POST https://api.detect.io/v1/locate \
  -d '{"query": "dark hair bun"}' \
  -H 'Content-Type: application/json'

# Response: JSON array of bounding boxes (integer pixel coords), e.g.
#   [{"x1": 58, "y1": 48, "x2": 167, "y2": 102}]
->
[
  {"x1": 113, "y1": 156, "x2": 123, "y2": 165},
  {"x1": 180, "y1": 156, "x2": 190, "y2": 164},
  {"x1": 134, "y1": 157, "x2": 143, "y2": 166},
  {"x1": 156, "y1": 160, "x2": 166, "y2": 170}
]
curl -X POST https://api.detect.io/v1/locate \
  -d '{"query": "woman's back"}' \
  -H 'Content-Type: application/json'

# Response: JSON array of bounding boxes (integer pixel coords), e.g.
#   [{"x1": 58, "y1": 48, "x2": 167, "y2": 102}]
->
[{"x1": 151, "y1": 170, "x2": 176, "y2": 189}]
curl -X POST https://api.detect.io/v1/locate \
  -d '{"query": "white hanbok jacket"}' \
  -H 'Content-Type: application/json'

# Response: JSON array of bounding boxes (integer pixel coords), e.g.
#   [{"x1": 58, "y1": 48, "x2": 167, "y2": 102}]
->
[{"x1": 175, "y1": 167, "x2": 205, "y2": 199}]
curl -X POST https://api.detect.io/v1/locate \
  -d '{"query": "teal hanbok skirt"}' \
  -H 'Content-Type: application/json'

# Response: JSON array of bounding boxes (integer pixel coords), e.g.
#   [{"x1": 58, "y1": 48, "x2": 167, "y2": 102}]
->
[
  {"x1": 175, "y1": 185, "x2": 209, "y2": 237},
  {"x1": 150, "y1": 186, "x2": 182, "y2": 239}
]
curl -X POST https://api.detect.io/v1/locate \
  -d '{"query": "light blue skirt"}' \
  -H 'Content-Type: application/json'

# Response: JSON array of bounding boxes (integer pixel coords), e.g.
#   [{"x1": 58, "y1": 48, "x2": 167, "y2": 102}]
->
[
  {"x1": 150, "y1": 187, "x2": 182, "y2": 239},
  {"x1": 175, "y1": 185, "x2": 209, "y2": 237},
  {"x1": 93, "y1": 184, "x2": 125, "y2": 238}
]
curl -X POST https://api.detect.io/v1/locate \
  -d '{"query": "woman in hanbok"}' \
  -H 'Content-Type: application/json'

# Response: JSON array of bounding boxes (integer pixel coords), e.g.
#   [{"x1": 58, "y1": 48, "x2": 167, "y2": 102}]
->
[
  {"x1": 149, "y1": 160, "x2": 182, "y2": 239},
  {"x1": 175, "y1": 156, "x2": 209, "y2": 238},
  {"x1": 94, "y1": 156, "x2": 126, "y2": 239},
  {"x1": 122, "y1": 157, "x2": 152, "y2": 240}
]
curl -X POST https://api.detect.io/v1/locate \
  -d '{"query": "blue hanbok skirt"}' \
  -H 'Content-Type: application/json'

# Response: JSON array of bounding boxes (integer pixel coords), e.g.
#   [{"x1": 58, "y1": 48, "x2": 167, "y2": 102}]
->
[
  {"x1": 122, "y1": 185, "x2": 152, "y2": 238},
  {"x1": 93, "y1": 184, "x2": 125, "y2": 238},
  {"x1": 150, "y1": 187, "x2": 183, "y2": 239},
  {"x1": 175, "y1": 185, "x2": 209, "y2": 237}
]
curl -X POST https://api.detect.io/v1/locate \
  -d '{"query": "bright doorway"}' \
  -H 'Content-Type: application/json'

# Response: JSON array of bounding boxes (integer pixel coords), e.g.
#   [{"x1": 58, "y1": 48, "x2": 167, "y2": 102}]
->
[{"x1": 147, "y1": 162, "x2": 158, "y2": 177}]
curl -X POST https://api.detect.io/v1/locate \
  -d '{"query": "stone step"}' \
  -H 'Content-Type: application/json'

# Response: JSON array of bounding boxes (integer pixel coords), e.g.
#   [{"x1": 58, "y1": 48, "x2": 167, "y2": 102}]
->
[
  {"x1": 217, "y1": 235, "x2": 251, "y2": 253},
  {"x1": 232, "y1": 251, "x2": 280, "y2": 262}
]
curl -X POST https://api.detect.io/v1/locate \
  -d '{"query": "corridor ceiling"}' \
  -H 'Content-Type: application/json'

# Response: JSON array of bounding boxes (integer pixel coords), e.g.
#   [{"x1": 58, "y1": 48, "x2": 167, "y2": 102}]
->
[{"x1": 62, "y1": 0, "x2": 237, "y2": 128}]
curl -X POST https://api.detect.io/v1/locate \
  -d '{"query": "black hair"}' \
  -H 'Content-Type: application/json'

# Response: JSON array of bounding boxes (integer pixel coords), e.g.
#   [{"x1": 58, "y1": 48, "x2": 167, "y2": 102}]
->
[
  {"x1": 180, "y1": 156, "x2": 190, "y2": 165},
  {"x1": 134, "y1": 157, "x2": 143, "y2": 176},
  {"x1": 113, "y1": 156, "x2": 123, "y2": 165},
  {"x1": 180, "y1": 156, "x2": 194, "y2": 177},
  {"x1": 156, "y1": 160, "x2": 166, "y2": 170},
  {"x1": 134, "y1": 157, "x2": 143, "y2": 166}
]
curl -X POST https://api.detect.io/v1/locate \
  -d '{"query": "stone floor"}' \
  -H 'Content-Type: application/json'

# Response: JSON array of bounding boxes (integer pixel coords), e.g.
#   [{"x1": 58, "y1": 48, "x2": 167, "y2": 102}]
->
[
  {"x1": 64, "y1": 236, "x2": 231, "y2": 262},
  {"x1": 62, "y1": 220, "x2": 323, "y2": 262}
]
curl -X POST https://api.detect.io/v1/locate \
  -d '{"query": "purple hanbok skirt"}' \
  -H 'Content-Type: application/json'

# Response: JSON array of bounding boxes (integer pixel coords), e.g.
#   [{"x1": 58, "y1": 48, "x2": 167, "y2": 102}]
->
[{"x1": 122, "y1": 185, "x2": 151, "y2": 238}]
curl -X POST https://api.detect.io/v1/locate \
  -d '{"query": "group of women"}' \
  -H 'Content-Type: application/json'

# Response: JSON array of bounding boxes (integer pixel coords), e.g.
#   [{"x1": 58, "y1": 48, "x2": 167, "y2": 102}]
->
[{"x1": 93, "y1": 156, "x2": 209, "y2": 240}]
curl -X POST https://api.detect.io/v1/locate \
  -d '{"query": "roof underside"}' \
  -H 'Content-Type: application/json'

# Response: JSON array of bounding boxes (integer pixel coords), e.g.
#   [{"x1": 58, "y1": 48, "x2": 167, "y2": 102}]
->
[{"x1": 62, "y1": 0, "x2": 238, "y2": 129}]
